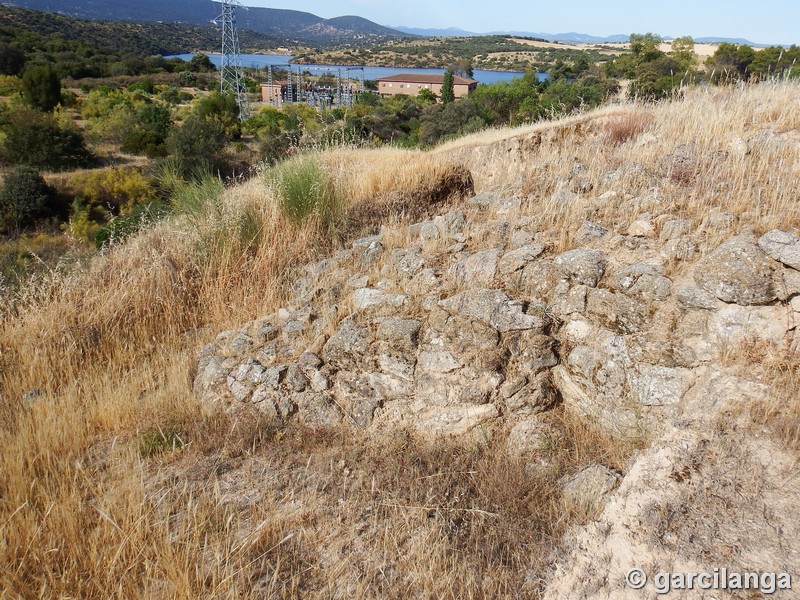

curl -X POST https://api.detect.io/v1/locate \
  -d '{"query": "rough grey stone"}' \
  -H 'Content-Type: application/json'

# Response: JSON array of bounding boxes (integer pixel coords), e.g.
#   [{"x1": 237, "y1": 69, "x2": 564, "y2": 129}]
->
[
  {"x1": 633, "y1": 365, "x2": 695, "y2": 406},
  {"x1": 497, "y1": 244, "x2": 546, "y2": 275},
  {"x1": 505, "y1": 372, "x2": 558, "y2": 414},
  {"x1": 520, "y1": 260, "x2": 561, "y2": 300},
  {"x1": 322, "y1": 318, "x2": 371, "y2": 370},
  {"x1": 439, "y1": 289, "x2": 546, "y2": 333},
  {"x1": 376, "y1": 318, "x2": 421, "y2": 351},
  {"x1": 586, "y1": 289, "x2": 649, "y2": 334},
  {"x1": 353, "y1": 233, "x2": 383, "y2": 249},
  {"x1": 418, "y1": 350, "x2": 462, "y2": 373},
  {"x1": 759, "y1": 229, "x2": 800, "y2": 271},
  {"x1": 610, "y1": 263, "x2": 672, "y2": 301},
  {"x1": 449, "y1": 248, "x2": 501, "y2": 286},
  {"x1": 561, "y1": 464, "x2": 622, "y2": 509},
  {"x1": 694, "y1": 236, "x2": 777, "y2": 306},
  {"x1": 576, "y1": 221, "x2": 608, "y2": 242},
  {"x1": 295, "y1": 392, "x2": 342, "y2": 428},
  {"x1": 554, "y1": 249, "x2": 608, "y2": 287},
  {"x1": 676, "y1": 285, "x2": 718, "y2": 311}
]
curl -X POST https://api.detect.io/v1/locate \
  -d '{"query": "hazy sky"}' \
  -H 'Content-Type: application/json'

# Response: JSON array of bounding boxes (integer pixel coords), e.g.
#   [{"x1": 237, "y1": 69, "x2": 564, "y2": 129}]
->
[{"x1": 242, "y1": 0, "x2": 799, "y2": 45}]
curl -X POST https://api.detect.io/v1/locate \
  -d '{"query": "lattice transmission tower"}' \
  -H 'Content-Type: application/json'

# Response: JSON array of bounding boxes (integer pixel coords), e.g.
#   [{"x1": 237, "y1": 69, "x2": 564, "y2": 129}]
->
[{"x1": 217, "y1": 0, "x2": 250, "y2": 120}]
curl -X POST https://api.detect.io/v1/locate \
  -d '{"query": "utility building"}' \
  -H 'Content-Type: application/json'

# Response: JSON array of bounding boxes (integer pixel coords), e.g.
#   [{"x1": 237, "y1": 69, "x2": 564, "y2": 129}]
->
[{"x1": 376, "y1": 74, "x2": 478, "y2": 100}]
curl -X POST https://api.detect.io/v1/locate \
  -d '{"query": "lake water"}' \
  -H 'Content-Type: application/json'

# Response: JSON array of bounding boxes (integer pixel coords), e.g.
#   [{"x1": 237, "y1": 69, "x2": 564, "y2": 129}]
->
[{"x1": 167, "y1": 53, "x2": 541, "y2": 84}]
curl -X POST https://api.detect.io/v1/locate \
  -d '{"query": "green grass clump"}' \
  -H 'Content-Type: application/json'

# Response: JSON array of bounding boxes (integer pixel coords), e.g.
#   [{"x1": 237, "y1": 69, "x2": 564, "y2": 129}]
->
[
  {"x1": 138, "y1": 426, "x2": 185, "y2": 458},
  {"x1": 266, "y1": 153, "x2": 341, "y2": 226}
]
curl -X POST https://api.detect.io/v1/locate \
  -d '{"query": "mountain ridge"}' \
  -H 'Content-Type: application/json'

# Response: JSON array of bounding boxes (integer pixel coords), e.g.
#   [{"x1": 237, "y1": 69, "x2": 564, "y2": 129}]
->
[
  {"x1": 3, "y1": 0, "x2": 411, "y2": 46},
  {"x1": 393, "y1": 26, "x2": 767, "y2": 46}
]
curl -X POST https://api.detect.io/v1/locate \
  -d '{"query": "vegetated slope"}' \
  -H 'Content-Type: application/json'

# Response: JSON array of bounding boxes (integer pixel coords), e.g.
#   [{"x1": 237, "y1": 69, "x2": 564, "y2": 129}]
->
[
  {"x1": 0, "y1": 5, "x2": 280, "y2": 55},
  {"x1": 4, "y1": 0, "x2": 410, "y2": 46},
  {"x1": 1, "y1": 83, "x2": 799, "y2": 598}
]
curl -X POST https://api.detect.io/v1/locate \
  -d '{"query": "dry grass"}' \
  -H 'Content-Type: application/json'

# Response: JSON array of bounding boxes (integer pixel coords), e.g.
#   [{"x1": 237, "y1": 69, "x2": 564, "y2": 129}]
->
[
  {"x1": 721, "y1": 337, "x2": 800, "y2": 451},
  {"x1": 1, "y1": 82, "x2": 798, "y2": 598},
  {"x1": 440, "y1": 82, "x2": 800, "y2": 254}
]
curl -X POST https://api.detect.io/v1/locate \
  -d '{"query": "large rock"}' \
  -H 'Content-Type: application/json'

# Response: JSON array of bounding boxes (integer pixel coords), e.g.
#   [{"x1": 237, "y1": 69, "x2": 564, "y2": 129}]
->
[
  {"x1": 554, "y1": 249, "x2": 608, "y2": 287},
  {"x1": 322, "y1": 318, "x2": 371, "y2": 370},
  {"x1": 694, "y1": 236, "x2": 777, "y2": 305},
  {"x1": 586, "y1": 289, "x2": 649, "y2": 334},
  {"x1": 633, "y1": 365, "x2": 695, "y2": 406},
  {"x1": 439, "y1": 289, "x2": 546, "y2": 333},
  {"x1": 497, "y1": 244, "x2": 546, "y2": 276},
  {"x1": 449, "y1": 248, "x2": 501, "y2": 286},
  {"x1": 759, "y1": 229, "x2": 800, "y2": 271},
  {"x1": 610, "y1": 263, "x2": 672, "y2": 301},
  {"x1": 561, "y1": 464, "x2": 622, "y2": 512}
]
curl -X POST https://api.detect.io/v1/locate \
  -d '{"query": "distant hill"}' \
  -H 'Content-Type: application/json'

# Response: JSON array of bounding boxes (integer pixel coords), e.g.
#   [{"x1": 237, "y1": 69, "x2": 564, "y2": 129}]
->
[
  {"x1": 0, "y1": 5, "x2": 280, "y2": 54},
  {"x1": 394, "y1": 26, "x2": 482, "y2": 37},
  {"x1": 392, "y1": 27, "x2": 630, "y2": 43},
  {"x1": 3, "y1": 0, "x2": 411, "y2": 46},
  {"x1": 693, "y1": 36, "x2": 760, "y2": 45}
]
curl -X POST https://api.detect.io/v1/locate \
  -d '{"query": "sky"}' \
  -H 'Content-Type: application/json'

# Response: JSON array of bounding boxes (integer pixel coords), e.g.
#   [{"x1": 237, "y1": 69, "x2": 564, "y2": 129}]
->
[{"x1": 243, "y1": 0, "x2": 799, "y2": 45}]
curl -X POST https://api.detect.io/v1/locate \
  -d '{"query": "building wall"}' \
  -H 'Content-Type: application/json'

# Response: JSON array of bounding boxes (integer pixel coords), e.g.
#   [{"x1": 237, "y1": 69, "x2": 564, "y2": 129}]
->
[
  {"x1": 261, "y1": 84, "x2": 284, "y2": 104},
  {"x1": 377, "y1": 80, "x2": 476, "y2": 100}
]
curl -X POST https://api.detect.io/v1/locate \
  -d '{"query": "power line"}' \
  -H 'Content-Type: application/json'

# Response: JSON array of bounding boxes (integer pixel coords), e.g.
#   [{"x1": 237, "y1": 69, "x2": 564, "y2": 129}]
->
[{"x1": 217, "y1": 0, "x2": 250, "y2": 120}]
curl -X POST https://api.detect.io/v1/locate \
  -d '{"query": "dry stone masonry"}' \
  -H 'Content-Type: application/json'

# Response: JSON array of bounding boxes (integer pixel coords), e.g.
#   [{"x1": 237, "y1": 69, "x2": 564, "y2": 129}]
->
[{"x1": 195, "y1": 193, "x2": 800, "y2": 445}]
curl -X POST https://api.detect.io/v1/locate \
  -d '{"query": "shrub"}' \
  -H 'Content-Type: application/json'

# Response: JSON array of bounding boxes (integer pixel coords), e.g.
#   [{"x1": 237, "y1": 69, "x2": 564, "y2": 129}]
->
[
  {"x1": 165, "y1": 115, "x2": 228, "y2": 176},
  {"x1": 3, "y1": 110, "x2": 93, "y2": 171},
  {"x1": 177, "y1": 71, "x2": 197, "y2": 87},
  {"x1": 195, "y1": 91, "x2": 241, "y2": 139},
  {"x1": 0, "y1": 166, "x2": 52, "y2": 230},
  {"x1": 266, "y1": 153, "x2": 341, "y2": 225},
  {"x1": 0, "y1": 42, "x2": 25, "y2": 76},
  {"x1": 120, "y1": 103, "x2": 172, "y2": 157},
  {"x1": 21, "y1": 64, "x2": 62, "y2": 112},
  {"x1": 70, "y1": 167, "x2": 156, "y2": 217}
]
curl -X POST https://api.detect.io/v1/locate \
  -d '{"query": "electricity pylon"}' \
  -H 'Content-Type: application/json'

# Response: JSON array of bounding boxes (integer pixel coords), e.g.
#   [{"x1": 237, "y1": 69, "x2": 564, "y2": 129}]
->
[{"x1": 217, "y1": 0, "x2": 250, "y2": 120}]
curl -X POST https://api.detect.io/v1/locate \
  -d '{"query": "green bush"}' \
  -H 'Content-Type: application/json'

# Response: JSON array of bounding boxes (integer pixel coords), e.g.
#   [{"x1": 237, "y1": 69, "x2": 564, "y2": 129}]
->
[
  {"x1": 195, "y1": 91, "x2": 241, "y2": 139},
  {"x1": 266, "y1": 153, "x2": 341, "y2": 225},
  {"x1": 0, "y1": 166, "x2": 53, "y2": 230},
  {"x1": 21, "y1": 64, "x2": 62, "y2": 112},
  {"x1": 3, "y1": 110, "x2": 93, "y2": 170},
  {"x1": 165, "y1": 115, "x2": 229, "y2": 176},
  {"x1": 70, "y1": 167, "x2": 156, "y2": 217},
  {"x1": 120, "y1": 103, "x2": 172, "y2": 157},
  {"x1": 0, "y1": 42, "x2": 25, "y2": 76}
]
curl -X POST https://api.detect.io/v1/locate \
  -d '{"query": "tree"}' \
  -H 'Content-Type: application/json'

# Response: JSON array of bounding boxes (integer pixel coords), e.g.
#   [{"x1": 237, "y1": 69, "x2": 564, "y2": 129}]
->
[
  {"x1": 629, "y1": 33, "x2": 664, "y2": 62},
  {"x1": 417, "y1": 88, "x2": 437, "y2": 103},
  {"x1": 671, "y1": 36, "x2": 697, "y2": 67},
  {"x1": 188, "y1": 54, "x2": 216, "y2": 73},
  {"x1": 21, "y1": 64, "x2": 62, "y2": 112},
  {"x1": 3, "y1": 110, "x2": 93, "y2": 171},
  {"x1": 0, "y1": 166, "x2": 52, "y2": 230},
  {"x1": 0, "y1": 42, "x2": 25, "y2": 76},
  {"x1": 441, "y1": 68, "x2": 455, "y2": 104},
  {"x1": 195, "y1": 91, "x2": 241, "y2": 138}
]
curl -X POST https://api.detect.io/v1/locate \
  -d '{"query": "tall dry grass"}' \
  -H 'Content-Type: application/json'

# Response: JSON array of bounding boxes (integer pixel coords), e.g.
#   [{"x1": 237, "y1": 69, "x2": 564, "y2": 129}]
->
[
  {"x1": 1, "y1": 82, "x2": 797, "y2": 597},
  {"x1": 440, "y1": 81, "x2": 800, "y2": 253}
]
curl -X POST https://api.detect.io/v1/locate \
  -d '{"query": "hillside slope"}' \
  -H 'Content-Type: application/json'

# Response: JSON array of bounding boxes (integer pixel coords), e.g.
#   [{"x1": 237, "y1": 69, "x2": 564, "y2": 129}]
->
[
  {"x1": 1, "y1": 83, "x2": 799, "y2": 597},
  {"x1": 4, "y1": 0, "x2": 409, "y2": 46}
]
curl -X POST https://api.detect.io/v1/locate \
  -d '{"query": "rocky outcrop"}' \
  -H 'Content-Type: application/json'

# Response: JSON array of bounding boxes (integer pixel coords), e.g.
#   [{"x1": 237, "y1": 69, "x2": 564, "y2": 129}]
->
[
  {"x1": 193, "y1": 189, "x2": 800, "y2": 599},
  {"x1": 196, "y1": 195, "x2": 800, "y2": 443}
]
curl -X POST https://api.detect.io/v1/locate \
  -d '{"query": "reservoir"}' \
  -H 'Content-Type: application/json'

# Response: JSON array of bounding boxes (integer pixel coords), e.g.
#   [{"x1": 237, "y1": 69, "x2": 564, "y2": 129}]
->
[{"x1": 167, "y1": 53, "x2": 543, "y2": 84}]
